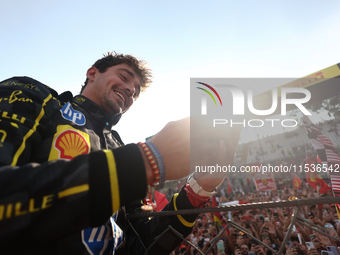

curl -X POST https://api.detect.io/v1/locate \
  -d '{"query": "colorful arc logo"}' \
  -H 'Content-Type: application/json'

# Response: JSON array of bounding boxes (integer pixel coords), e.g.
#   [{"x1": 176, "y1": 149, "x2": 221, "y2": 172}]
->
[{"x1": 196, "y1": 82, "x2": 223, "y2": 106}]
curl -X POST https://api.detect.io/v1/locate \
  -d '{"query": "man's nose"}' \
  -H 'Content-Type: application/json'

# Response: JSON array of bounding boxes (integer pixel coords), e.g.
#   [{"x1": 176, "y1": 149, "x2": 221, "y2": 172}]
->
[{"x1": 123, "y1": 82, "x2": 135, "y2": 97}]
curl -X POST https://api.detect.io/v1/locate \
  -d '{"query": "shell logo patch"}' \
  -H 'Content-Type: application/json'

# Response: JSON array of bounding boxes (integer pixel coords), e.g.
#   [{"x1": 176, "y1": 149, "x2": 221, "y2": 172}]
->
[
  {"x1": 49, "y1": 125, "x2": 91, "y2": 161},
  {"x1": 55, "y1": 130, "x2": 89, "y2": 159}
]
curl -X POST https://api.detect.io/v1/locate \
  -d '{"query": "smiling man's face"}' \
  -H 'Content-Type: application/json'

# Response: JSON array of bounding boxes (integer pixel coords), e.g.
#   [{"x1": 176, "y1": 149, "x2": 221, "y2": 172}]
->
[{"x1": 83, "y1": 63, "x2": 141, "y2": 115}]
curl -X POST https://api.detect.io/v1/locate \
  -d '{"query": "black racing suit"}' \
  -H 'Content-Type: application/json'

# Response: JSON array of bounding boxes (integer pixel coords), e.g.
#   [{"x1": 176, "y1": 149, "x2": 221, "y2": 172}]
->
[{"x1": 0, "y1": 77, "x2": 198, "y2": 254}]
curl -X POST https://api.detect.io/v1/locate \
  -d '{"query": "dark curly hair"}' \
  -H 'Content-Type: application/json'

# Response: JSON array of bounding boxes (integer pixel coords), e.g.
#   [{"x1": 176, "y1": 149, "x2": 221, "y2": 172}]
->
[{"x1": 81, "y1": 51, "x2": 152, "y2": 97}]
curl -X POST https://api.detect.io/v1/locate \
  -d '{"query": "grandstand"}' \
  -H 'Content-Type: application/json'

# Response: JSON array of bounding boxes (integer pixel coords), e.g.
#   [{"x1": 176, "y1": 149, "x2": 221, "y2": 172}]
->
[
  {"x1": 235, "y1": 118, "x2": 340, "y2": 165},
  {"x1": 235, "y1": 62, "x2": 340, "y2": 167}
]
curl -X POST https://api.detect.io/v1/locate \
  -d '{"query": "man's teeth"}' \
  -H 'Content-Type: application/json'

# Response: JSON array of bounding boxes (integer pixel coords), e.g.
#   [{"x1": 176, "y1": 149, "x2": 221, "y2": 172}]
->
[{"x1": 114, "y1": 91, "x2": 124, "y2": 102}]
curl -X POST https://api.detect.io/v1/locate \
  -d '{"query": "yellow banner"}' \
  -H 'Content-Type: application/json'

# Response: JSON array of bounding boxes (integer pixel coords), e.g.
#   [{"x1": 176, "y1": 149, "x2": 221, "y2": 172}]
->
[{"x1": 255, "y1": 63, "x2": 340, "y2": 99}]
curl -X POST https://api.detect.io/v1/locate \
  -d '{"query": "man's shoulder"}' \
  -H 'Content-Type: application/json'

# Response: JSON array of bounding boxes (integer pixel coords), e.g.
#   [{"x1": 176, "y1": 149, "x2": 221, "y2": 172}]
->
[
  {"x1": 0, "y1": 76, "x2": 73, "y2": 105},
  {"x1": 0, "y1": 76, "x2": 59, "y2": 97}
]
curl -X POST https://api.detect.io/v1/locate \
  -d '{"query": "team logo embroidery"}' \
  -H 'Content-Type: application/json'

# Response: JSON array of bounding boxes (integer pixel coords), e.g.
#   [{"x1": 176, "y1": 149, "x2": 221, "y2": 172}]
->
[
  {"x1": 82, "y1": 213, "x2": 123, "y2": 254},
  {"x1": 61, "y1": 102, "x2": 86, "y2": 126},
  {"x1": 55, "y1": 130, "x2": 89, "y2": 159}
]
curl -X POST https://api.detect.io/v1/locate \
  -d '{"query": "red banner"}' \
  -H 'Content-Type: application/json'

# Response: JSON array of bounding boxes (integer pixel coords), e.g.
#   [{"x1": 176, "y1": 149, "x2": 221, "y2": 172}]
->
[{"x1": 253, "y1": 172, "x2": 277, "y2": 191}]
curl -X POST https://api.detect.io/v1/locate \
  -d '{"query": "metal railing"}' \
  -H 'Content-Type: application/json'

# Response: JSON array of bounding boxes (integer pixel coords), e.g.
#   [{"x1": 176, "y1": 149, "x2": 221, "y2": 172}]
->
[{"x1": 126, "y1": 197, "x2": 340, "y2": 255}]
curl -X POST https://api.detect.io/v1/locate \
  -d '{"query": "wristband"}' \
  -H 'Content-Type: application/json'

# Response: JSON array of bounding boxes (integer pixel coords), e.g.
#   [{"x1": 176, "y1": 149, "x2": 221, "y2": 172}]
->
[
  {"x1": 138, "y1": 142, "x2": 160, "y2": 188},
  {"x1": 146, "y1": 141, "x2": 165, "y2": 189}
]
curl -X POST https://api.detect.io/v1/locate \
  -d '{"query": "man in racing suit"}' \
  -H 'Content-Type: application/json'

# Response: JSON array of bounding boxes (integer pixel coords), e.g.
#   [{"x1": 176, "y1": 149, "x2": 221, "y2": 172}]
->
[{"x1": 0, "y1": 52, "x2": 238, "y2": 254}]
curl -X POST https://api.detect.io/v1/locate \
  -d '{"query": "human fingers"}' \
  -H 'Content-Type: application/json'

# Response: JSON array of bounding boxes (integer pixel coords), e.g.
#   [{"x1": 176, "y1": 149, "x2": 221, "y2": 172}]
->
[
  {"x1": 190, "y1": 115, "x2": 240, "y2": 171},
  {"x1": 150, "y1": 117, "x2": 190, "y2": 180},
  {"x1": 147, "y1": 116, "x2": 233, "y2": 182}
]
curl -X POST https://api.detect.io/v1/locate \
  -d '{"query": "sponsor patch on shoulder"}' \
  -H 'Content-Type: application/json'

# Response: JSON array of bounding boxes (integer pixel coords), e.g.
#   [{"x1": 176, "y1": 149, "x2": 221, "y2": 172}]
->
[
  {"x1": 48, "y1": 125, "x2": 90, "y2": 160},
  {"x1": 60, "y1": 102, "x2": 86, "y2": 126}
]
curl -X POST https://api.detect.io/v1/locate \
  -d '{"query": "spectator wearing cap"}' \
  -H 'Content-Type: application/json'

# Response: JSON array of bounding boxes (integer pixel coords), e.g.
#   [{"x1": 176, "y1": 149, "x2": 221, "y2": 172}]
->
[{"x1": 178, "y1": 244, "x2": 188, "y2": 255}]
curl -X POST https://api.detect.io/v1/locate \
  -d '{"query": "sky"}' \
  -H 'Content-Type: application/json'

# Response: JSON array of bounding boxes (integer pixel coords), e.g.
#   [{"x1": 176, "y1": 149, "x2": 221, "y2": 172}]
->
[{"x1": 2, "y1": 0, "x2": 340, "y2": 144}]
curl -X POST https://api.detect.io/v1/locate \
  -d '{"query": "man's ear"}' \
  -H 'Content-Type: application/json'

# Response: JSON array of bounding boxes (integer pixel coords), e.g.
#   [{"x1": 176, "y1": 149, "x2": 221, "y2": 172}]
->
[{"x1": 86, "y1": 67, "x2": 97, "y2": 82}]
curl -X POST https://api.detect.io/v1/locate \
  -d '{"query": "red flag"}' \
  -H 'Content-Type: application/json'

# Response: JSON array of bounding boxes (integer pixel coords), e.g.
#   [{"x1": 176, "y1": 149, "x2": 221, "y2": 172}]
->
[
  {"x1": 303, "y1": 117, "x2": 340, "y2": 191},
  {"x1": 211, "y1": 195, "x2": 222, "y2": 229},
  {"x1": 305, "y1": 154, "x2": 317, "y2": 190},
  {"x1": 319, "y1": 179, "x2": 332, "y2": 194},
  {"x1": 305, "y1": 154, "x2": 331, "y2": 193},
  {"x1": 154, "y1": 190, "x2": 169, "y2": 212},
  {"x1": 293, "y1": 174, "x2": 302, "y2": 189},
  {"x1": 226, "y1": 177, "x2": 232, "y2": 193},
  {"x1": 303, "y1": 116, "x2": 340, "y2": 218}
]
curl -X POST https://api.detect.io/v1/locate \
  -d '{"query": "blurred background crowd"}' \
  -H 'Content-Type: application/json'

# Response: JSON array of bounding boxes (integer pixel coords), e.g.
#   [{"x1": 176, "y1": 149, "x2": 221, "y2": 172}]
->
[
  {"x1": 162, "y1": 117, "x2": 340, "y2": 255},
  {"x1": 171, "y1": 180, "x2": 340, "y2": 255}
]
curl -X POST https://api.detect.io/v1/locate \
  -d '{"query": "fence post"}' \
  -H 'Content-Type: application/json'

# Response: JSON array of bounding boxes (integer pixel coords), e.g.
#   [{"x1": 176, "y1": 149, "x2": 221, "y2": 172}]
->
[{"x1": 278, "y1": 207, "x2": 299, "y2": 255}]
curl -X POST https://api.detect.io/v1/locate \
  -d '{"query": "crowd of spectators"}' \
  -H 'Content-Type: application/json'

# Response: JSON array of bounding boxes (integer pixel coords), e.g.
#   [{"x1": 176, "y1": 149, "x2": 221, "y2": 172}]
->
[
  {"x1": 171, "y1": 179, "x2": 340, "y2": 255},
  {"x1": 167, "y1": 118, "x2": 340, "y2": 254}
]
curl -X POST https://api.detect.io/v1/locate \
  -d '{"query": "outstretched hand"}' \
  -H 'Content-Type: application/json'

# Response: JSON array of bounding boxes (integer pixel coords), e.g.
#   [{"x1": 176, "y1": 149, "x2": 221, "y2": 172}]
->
[{"x1": 150, "y1": 116, "x2": 241, "y2": 191}]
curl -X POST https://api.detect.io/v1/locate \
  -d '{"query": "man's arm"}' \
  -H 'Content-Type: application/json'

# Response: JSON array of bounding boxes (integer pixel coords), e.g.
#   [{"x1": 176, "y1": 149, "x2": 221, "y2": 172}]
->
[
  {"x1": 0, "y1": 77, "x2": 241, "y2": 252},
  {"x1": 118, "y1": 122, "x2": 240, "y2": 254},
  {"x1": 117, "y1": 186, "x2": 202, "y2": 255},
  {"x1": 0, "y1": 77, "x2": 148, "y2": 251}
]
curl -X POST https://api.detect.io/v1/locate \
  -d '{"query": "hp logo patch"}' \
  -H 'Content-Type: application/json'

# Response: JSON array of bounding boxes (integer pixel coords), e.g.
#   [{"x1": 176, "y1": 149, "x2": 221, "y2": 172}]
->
[{"x1": 60, "y1": 102, "x2": 86, "y2": 126}]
